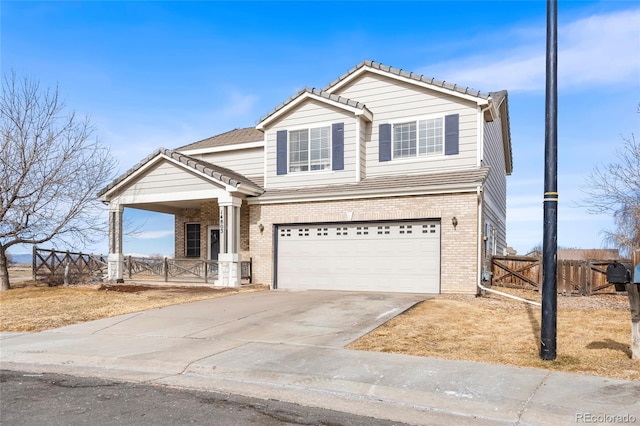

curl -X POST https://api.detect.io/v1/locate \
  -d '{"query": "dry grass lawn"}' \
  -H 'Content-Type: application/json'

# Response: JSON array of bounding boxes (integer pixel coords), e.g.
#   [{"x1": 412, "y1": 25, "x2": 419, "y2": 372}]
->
[
  {"x1": 349, "y1": 289, "x2": 639, "y2": 381},
  {"x1": 0, "y1": 280, "x2": 267, "y2": 332}
]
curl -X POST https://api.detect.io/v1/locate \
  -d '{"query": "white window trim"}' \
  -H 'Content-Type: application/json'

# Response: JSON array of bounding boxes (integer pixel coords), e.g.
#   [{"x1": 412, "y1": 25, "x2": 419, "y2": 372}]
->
[
  {"x1": 286, "y1": 122, "x2": 333, "y2": 174},
  {"x1": 389, "y1": 114, "x2": 446, "y2": 160}
]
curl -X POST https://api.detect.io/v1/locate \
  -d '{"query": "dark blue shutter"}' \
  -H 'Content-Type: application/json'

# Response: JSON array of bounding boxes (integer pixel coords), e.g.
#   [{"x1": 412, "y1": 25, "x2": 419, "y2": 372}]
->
[
  {"x1": 331, "y1": 122, "x2": 344, "y2": 171},
  {"x1": 444, "y1": 114, "x2": 459, "y2": 155},
  {"x1": 379, "y1": 123, "x2": 392, "y2": 162},
  {"x1": 276, "y1": 130, "x2": 287, "y2": 175}
]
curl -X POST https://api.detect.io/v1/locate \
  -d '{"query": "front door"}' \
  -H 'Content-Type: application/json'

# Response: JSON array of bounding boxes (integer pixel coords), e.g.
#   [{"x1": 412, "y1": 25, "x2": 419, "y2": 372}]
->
[{"x1": 209, "y1": 228, "x2": 220, "y2": 260}]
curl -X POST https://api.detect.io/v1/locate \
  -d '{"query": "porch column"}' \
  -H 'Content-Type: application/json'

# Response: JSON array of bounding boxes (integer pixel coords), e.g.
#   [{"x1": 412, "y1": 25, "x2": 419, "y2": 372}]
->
[
  {"x1": 217, "y1": 195, "x2": 242, "y2": 287},
  {"x1": 107, "y1": 203, "x2": 124, "y2": 283}
]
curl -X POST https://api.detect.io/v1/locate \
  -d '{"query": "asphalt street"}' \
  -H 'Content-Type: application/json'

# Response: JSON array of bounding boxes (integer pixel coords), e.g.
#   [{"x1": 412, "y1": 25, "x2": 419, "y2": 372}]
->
[{"x1": 0, "y1": 370, "x2": 409, "y2": 426}]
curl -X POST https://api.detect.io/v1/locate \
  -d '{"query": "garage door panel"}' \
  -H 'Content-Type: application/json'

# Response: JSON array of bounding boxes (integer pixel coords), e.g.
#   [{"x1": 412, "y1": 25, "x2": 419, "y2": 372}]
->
[{"x1": 277, "y1": 221, "x2": 440, "y2": 293}]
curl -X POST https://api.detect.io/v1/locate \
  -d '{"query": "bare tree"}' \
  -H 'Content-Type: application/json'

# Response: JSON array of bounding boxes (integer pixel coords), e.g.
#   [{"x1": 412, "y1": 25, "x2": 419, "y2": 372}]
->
[
  {"x1": 582, "y1": 133, "x2": 640, "y2": 257},
  {"x1": 0, "y1": 72, "x2": 117, "y2": 290}
]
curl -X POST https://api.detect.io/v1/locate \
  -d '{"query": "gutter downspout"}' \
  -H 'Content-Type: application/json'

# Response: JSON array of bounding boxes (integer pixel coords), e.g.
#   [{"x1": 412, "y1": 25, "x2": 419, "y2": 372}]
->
[
  {"x1": 355, "y1": 116, "x2": 361, "y2": 182},
  {"x1": 478, "y1": 282, "x2": 542, "y2": 307},
  {"x1": 477, "y1": 186, "x2": 539, "y2": 306},
  {"x1": 477, "y1": 186, "x2": 484, "y2": 292}
]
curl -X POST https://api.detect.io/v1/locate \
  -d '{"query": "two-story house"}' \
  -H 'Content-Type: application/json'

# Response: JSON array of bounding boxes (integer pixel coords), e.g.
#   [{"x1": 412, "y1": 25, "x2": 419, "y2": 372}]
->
[{"x1": 99, "y1": 60, "x2": 512, "y2": 294}]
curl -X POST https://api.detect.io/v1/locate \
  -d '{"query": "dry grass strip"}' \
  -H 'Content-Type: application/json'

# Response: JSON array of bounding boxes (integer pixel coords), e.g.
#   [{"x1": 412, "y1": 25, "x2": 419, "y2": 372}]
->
[
  {"x1": 0, "y1": 282, "x2": 267, "y2": 332},
  {"x1": 349, "y1": 291, "x2": 639, "y2": 381}
]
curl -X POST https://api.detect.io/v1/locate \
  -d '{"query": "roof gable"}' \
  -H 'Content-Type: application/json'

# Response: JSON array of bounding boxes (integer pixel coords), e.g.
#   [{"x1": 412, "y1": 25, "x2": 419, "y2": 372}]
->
[
  {"x1": 325, "y1": 60, "x2": 491, "y2": 105},
  {"x1": 256, "y1": 88, "x2": 373, "y2": 130},
  {"x1": 99, "y1": 149, "x2": 264, "y2": 200}
]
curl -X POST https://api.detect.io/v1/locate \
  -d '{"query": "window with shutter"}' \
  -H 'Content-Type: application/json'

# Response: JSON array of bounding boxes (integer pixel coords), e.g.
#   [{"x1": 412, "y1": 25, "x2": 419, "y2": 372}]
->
[
  {"x1": 284, "y1": 125, "x2": 335, "y2": 173},
  {"x1": 380, "y1": 114, "x2": 458, "y2": 161}
]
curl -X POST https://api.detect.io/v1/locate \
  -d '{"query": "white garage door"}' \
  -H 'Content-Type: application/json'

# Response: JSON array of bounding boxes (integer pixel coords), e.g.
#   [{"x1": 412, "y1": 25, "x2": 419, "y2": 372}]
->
[{"x1": 276, "y1": 221, "x2": 440, "y2": 293}]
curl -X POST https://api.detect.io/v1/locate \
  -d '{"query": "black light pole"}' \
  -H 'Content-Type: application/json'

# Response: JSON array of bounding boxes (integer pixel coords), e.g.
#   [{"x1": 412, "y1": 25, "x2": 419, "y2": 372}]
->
[{"x1": 541, "y1": 0, "x2": 558, "y2": 361}]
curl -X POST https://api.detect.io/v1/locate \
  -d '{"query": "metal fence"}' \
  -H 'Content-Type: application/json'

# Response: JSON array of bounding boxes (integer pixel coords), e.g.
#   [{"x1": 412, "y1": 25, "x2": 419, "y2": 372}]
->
[
  {"x1": 33, "y1": 247, "x2": 107, "y2": 285},
  {"x1": 33, "y1": 247, "x2": 252, "y2": 285}
]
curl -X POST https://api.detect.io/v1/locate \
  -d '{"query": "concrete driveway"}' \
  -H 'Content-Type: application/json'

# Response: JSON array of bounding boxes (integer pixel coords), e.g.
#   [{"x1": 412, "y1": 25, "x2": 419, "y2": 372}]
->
[{"x1": 0, "y1": 290, "x2": 426, "y2": 377}]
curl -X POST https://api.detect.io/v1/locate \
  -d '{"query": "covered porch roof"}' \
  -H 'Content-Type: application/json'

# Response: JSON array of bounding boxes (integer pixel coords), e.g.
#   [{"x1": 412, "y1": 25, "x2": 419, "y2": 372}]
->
[{"x1": 98, "y1": 149, "x2": 264, "y2": 214}]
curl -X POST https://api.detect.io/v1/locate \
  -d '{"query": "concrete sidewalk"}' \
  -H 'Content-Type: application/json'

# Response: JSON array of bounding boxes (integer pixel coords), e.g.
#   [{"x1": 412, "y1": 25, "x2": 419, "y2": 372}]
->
[{"x1": 1, "y1": 290, "x2": 638, "y2": 425}]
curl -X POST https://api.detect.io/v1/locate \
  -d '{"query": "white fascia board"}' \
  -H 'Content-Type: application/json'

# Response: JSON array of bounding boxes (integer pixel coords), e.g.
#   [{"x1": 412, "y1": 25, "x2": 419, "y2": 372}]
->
[
  {"x1": 247, "y1": 183, "x2": 482, "y2": 205},
  {"x1": 328, "y1": 66, "x2": 489, "y2": 106},
  {"x1": 257, "y1": 92, "x2": 370, "y2": 130},
  {"x1": 180, "y1": 140, "x2": 265, "y2": 156},
  {"x1": 113, "y1": 188, "x2": 231, "y2": 206}
]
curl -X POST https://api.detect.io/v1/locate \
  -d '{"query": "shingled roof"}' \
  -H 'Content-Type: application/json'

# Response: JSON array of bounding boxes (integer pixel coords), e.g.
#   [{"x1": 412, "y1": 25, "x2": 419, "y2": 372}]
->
[
  {"x1": 98, "y1": 148, "x2": 264, "y2": 199},
  {"x1": 256, "y1": 168, "x2": 490, "y2": 202},
  {"x1": 177, "y1": 127, "x2": 264, "y2": 151},
  {"x1": 324, "y1": 60, "x2": 491, "y2": 100}
]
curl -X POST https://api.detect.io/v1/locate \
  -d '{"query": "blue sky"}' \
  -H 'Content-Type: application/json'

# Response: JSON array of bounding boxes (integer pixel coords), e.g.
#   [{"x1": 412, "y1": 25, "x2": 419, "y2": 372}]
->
[{"x1": 2, "y1": 1, "x2": 639, "y2": 257}]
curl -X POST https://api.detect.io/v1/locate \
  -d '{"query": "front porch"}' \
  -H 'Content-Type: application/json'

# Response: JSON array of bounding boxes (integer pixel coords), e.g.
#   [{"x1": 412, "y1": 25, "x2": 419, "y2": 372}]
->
[{"x1": 98, "y1": 149, "x2": 263, "y2": 287}]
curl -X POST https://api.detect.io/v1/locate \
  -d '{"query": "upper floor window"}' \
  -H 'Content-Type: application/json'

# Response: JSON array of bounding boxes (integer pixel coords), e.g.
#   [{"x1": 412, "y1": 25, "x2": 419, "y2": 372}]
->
[
  {"x1": 379, "y1": 114, "x2": 457, "y2": 162},
  {"x1": 393, "y1": 117, "x2": 443, "y2": 159},
  {"x1": 276, "y1": 123, "x2": 344, "y2": 175},
  {"x1": 289, "y1": 126, "x2": 331, "y2": 172}
]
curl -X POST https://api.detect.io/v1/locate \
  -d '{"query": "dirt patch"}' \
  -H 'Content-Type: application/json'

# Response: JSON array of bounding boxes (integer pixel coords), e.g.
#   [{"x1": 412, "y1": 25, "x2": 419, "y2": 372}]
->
[
  {"x1": 349, "y1": 288, "x2": 640, "y2": 381},
  {"x1": 98, "y1": 284, "x2": 234, "y2": 295}
]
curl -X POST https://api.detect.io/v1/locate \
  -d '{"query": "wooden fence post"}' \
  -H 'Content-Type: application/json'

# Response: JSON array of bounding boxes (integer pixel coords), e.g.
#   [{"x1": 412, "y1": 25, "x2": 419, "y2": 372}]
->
[
  {"x1": 164, "y1": 257, "x2": 168, "y2": 282},
  {"x1": 629, "y1": 249, "x2": 640, "y2": 360},
  {"x1": 64, "y1": 260, "x2": 70, "y2": 286},
  {"x1": 32, "y1": 246, "x2": 37, "y2": 281}
]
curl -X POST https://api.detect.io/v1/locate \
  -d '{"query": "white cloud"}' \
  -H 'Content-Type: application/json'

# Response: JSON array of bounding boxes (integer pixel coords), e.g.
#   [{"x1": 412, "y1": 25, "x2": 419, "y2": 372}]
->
[
  {"x1": 131, "y1": 230, "x2": 174, "y2": 240},
  {"x1": 421, "y1": 8, "x2": 640, "y2": 92},
  {"x1": 217, "y1": 91, "x2": 259, "y2": 120},
  {"x1": 560, "y1": 9, "x2": 640, "y2": 89}
]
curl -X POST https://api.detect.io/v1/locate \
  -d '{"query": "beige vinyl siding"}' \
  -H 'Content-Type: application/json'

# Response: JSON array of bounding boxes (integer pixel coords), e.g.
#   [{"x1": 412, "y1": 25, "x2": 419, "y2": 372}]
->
[
  {"x1": 265, "y1": 99, "x2": 357, "y2": 189},
  {"x1": 119, "y1": 161, "x2": 214, "y2": 197},
  {"x1": 482, "y1": 117, "x2": 508, "y2": 255},
  {"x1": 333, "y1": 73, "x2": 478, "y2": 177},
  {"x1": 112, "y1": 160, "x2": 229, "y2": 208},
  {"x1": 194, "y1": 147, "x2": 264, "y2": 179}
]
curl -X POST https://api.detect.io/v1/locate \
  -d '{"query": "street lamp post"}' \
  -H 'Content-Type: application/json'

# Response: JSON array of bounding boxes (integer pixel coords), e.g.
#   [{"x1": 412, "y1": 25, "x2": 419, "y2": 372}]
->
[{"x1": 541, "y1": 0, "x2": 558, "y2": 361}]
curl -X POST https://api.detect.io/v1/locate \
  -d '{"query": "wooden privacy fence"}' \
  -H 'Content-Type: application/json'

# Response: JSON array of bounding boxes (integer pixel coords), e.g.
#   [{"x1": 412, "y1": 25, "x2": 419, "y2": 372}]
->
[
  {"x1": 33, "y1": 247, "x2": 107, "y2": 285},
  {"x1": 33, "y1": 247, "x2": 253, "y2": 285},
  {"x1": 491, "y1": 255, "x2": 629, "y2": 296}
]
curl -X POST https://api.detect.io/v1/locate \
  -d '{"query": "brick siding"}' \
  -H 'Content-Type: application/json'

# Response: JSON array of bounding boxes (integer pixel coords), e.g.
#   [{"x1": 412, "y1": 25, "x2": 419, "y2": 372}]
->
[
  {"x1": 248, "y1": 192, "x2": 479, "y2": 294},
  {"x1": 174, "y1": 200, "x2": 251, "y2": 260}
]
